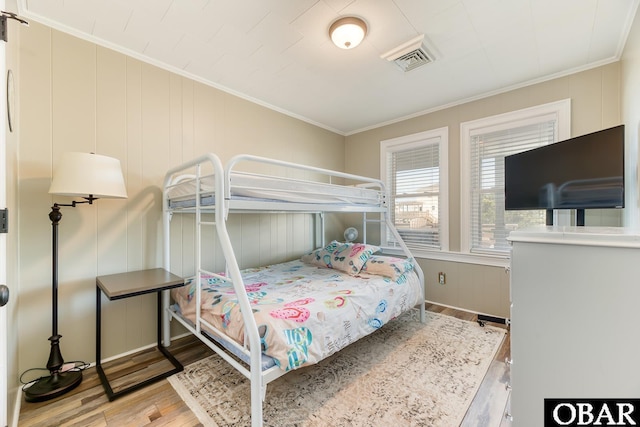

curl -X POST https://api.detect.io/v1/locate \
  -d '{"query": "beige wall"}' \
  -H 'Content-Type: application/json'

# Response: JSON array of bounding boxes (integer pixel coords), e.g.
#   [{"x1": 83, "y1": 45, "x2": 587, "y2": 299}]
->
[
  {"x1": 15, "y1": 22, "x2": 344, "y2": 381},
  {"x1": 345, "y1": 62, "x2": 623, "y2": 318}
]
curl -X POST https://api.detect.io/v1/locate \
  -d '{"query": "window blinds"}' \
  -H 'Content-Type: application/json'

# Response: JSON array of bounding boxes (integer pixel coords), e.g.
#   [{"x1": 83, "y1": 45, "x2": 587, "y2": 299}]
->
[
  {"x1": 469, "y1": 119, "x2": 556, "y2": 253},
  {"x1": 388, "y1": 142, "x2": 441, "y2": 249}
]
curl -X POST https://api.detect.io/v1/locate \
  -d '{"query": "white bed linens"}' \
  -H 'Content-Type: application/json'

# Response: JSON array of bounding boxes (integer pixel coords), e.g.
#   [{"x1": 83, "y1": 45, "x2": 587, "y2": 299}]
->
[
  {"x1": 171, "y1": 259, "x2": 421, "y2": 371},
  {"x1": 166, "y1": 172, "x2": 382, "y2": 207}
]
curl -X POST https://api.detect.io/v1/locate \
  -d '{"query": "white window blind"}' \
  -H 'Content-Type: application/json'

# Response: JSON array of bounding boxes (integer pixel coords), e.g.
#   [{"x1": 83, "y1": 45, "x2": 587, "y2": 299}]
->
[
  {"x1": 382, "y1": 129, "x2": 448, "y2": 251},
  {"x1": 469, "y1": 119, "x2": 556, "y2": 253}
]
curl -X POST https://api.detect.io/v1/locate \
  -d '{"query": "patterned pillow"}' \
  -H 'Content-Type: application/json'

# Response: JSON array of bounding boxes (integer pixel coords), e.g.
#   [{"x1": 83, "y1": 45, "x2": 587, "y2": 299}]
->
[
  {"x1": 360, "y1": 255, "x2": 414, "y2": 281},
  {"x1": 301, "y1": 240, "x2": 380, "y2": 275}
]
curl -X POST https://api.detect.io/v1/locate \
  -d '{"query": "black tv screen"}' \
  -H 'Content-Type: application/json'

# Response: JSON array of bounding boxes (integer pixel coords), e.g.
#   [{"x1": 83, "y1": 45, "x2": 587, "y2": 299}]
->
[{"x1": 505, "y1": 124, "x2": 624, "y2": 210}]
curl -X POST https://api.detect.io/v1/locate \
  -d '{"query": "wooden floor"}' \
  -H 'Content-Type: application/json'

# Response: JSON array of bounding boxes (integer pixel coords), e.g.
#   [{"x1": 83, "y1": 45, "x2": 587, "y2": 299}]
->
[{"x1": 18, "y1": 304, "x2": 511, "y2": 427}]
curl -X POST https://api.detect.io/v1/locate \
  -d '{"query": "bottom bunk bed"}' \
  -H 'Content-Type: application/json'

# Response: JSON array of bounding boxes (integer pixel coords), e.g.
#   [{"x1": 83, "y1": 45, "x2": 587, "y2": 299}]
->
[
  {"x1": 170, "y1": 246, "x2": 423, "y2": 372},
  {"x1": 166, "y1": 242, "x2": 425, "y2": 426}
]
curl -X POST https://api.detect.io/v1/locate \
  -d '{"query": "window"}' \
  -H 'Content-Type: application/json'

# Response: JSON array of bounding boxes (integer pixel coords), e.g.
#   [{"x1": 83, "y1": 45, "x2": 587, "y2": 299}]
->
[
  {"x1": 460, "y1": 100, "x2": 571, "y2": 255},
  {"x1": 381, "y1": 128, "x2": 448, "y2": 251}
]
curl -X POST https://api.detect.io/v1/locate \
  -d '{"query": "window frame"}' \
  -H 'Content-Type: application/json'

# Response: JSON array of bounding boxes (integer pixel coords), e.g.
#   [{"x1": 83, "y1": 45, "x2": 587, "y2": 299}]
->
[
  {"x1": 380, "y1": 127, "x2": 449, "y2": 252},
  {"x1": 460, "y1": 99, "x2": 571, "y2": 256}
]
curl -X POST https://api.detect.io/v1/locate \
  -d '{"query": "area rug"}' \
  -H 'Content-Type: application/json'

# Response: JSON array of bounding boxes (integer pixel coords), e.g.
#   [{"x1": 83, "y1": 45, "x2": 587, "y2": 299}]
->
[{"x1": 168, "y1": 310, "x2": 506, "y2": 427}]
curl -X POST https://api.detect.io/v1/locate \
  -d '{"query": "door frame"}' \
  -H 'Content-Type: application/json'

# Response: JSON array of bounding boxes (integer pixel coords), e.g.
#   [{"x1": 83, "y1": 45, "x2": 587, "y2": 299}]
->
[{"x1": 0, "y1": 2, "x2": 8, "y2": 421}]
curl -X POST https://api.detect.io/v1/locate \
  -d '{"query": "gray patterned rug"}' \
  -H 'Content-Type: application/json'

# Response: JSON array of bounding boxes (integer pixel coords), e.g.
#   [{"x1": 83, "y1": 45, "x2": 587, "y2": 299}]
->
[{"x1": 168, "y1": 310, "x2": 506, "y2": 427}]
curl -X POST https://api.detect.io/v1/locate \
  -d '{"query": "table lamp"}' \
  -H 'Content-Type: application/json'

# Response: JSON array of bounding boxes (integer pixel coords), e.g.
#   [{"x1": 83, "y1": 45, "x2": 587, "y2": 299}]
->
[{"x1": 24, "y1": 152, "x2": 127, "y2": 402}]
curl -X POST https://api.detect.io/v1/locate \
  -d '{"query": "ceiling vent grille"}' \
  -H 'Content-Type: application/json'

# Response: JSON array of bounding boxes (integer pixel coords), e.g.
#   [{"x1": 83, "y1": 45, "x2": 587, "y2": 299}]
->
[
  {"x1": 394, "y1": 47, "x2": 433, "y2": 72},
  {"x1": 380, "y1": 34, "x2": 435, "y2": 72}
]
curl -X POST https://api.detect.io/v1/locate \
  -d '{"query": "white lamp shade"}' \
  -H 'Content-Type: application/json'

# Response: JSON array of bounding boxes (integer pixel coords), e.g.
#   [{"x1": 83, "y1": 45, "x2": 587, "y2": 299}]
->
[
  {"x1": 49, "y1": 152, "x2": 127, "y2": 199},
  {"x1": 330, "y1": 17, "x2": 367, "y2": 49}
]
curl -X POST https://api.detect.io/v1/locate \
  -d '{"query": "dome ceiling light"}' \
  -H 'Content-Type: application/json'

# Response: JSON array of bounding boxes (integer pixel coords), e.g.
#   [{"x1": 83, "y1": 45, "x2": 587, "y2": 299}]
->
[{"x1": 329, "y1": 16, "x2": 367, "y2": 49}]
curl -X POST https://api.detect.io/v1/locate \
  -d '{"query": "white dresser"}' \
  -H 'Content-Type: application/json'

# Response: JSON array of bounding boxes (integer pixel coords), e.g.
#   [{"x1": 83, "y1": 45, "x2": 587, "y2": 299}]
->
[{"x1": 508, "y1": 226, "x2": 640, "y2": 426}]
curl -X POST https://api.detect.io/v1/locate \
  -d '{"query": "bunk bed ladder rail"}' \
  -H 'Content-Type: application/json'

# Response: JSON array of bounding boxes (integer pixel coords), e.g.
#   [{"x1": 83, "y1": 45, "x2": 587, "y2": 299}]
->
[
  {"x1": 207, "y1": 155, "x2": 266, "y2": 427},
  {"x1": 163, "y1": 153, "x2": 266, "y2": 427}
]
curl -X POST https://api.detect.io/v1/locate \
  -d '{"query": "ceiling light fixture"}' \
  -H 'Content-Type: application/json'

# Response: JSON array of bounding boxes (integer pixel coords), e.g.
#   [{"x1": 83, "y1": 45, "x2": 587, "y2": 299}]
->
[{"x1": 329, "y1": 16, "x2": 367, "y2": 50}]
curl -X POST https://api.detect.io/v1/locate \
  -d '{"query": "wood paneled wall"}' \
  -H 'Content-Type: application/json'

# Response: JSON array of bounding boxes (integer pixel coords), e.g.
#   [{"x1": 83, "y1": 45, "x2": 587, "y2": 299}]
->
[{"x1": 16, "y1": 22, "x2": 344, "y2": 377}]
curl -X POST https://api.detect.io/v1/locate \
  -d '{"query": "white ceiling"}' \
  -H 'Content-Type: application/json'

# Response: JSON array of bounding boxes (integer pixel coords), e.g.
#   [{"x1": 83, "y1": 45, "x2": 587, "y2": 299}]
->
[{"x1": 17, "y1": 0, "x2": 640, "y2": 135}]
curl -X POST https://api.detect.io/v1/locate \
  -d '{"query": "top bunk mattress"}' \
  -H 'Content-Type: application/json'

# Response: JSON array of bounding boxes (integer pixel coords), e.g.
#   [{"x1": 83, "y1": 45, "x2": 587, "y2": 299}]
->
[
  {"x1": 166, "y1": 172, "x2": 383, "y2": 209},
  {"x1": 170, "y1": 258, "x2": 422, "y2": 372}
]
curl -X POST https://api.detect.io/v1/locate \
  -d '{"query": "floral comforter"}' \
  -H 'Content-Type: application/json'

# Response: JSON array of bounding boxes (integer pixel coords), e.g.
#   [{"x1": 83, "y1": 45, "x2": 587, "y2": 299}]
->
[{"x1": 170, "y1": 259, "x2": 422, "y2": 371}]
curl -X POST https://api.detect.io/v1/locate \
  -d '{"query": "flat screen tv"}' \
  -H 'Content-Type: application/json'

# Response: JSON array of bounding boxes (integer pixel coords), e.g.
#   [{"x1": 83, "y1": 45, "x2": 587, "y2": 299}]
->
[{"x1": 504, "y1": 124, "x2": 624, "y2": 212}]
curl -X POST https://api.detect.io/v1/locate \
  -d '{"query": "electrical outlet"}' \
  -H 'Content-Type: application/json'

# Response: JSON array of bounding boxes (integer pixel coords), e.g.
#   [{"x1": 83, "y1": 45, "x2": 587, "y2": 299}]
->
[{"x1": 438, "y1": 272, "x2": 446, "y2": 285}]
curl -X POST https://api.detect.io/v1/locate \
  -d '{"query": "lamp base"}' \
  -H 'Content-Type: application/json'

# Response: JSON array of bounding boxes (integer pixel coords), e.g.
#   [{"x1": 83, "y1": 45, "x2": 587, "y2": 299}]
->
[{"x1": 24, "y1": 370, "x2": 82, "y2": 403}]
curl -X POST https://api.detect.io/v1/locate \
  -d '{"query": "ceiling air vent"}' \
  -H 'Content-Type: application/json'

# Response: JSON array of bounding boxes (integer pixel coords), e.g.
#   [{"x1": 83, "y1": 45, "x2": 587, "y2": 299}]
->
[
  {"x1": 381, "y1": 34, "x2": 435, "y2": 72},
  {"x1": 394, "y1": 48, "x2": 433, "y2": 72}
]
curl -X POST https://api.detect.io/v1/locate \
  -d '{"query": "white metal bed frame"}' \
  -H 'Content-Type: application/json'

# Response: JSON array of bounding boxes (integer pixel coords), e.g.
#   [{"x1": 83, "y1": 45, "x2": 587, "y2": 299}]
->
[{"x1": 161, "y1": 153, "x2": 425, "y2": 427}]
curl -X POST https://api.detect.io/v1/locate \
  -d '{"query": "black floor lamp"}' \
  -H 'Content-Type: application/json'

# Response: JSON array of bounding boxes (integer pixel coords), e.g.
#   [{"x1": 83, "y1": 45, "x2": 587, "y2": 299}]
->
[{"x1": 24, "y1": 152, "x2": 127, "y2": 403}]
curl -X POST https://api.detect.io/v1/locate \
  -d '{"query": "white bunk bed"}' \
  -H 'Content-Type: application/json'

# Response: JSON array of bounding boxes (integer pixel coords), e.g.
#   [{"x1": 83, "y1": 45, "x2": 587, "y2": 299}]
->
[{"x1": 161, "y1": 153, "x2": 425, "y2": 427}]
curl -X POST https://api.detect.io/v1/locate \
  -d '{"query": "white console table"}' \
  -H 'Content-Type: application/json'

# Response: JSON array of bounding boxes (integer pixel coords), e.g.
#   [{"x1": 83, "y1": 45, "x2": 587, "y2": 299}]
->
[{"x1": 508, "y1": 226, "x2": 640, "y2": 426}]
